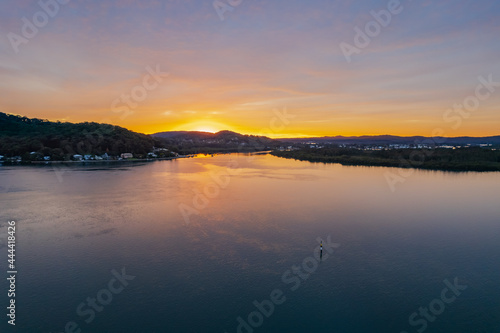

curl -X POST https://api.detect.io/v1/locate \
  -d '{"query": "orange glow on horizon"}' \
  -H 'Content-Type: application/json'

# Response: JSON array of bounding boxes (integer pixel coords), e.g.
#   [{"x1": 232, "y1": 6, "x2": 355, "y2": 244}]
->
[
  {"x1": 170, "y1": 120, "x2": 232, "y2": 134},
  {"x1": 10, "y1": 111, "x2": 499, "y2": 139},
  {"x1": 133, "y1": 119, "x2": 500, "y2": 139}
]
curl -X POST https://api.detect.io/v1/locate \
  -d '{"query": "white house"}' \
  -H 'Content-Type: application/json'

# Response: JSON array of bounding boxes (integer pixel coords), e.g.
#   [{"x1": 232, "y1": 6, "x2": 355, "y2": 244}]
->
[{"x1": 121, "y1": 153, "x2": 133, "y2": 159}]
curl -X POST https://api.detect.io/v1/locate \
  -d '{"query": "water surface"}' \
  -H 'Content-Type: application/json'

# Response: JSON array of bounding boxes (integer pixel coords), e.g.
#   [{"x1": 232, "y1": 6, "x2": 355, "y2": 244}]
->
[{"x1": 0, "y1": 154, "x2": 499, "y2": 332}]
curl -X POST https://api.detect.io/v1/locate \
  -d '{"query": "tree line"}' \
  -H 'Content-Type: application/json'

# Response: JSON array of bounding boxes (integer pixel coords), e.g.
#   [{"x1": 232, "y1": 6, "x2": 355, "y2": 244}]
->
[
  {"x1": 0, "y1": 112, "x2": 163, "y2": 161},
  {"x1": 271, "y1": 146, "x2": 500, "y2": 171}
]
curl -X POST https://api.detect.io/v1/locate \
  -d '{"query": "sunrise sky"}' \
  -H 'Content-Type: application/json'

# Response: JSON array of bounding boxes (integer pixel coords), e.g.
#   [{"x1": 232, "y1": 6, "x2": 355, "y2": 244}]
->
[{"x1": 1, "y1": 0, "x2": 499, "y2": 138}]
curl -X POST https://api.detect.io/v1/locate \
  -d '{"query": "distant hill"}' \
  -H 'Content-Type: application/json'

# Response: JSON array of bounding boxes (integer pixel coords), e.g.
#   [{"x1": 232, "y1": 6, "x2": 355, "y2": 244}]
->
[
  {"x1": 279, "y1": 135, "x2": 500, "y2": 145},
  {"x1": 0, "y1": 112, "x2": 162, "y2": 160},
  {"x1": 152, "y1": 131, "x2": 500, "y2": 147},
  {"x1": 2, "y1": 111, "x2": 499, "y2": 161},
  {"x1": 151, "y1": 131, "x2": 208, "y2": 139},
  {"x1": 151, "y1": 131, "x2": 500, "y2": 153},
  {"x1": 151, "y1": 130, "x2": 279, "y2": 154},
  {"x1": 152, "y1": 130, "x2": 267, "y2": 141}
]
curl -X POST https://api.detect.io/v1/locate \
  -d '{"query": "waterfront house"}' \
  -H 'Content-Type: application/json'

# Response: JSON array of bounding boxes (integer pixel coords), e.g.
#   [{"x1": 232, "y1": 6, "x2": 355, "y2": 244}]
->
[{"x1": 121, "y1": 153, "x2": 133, "y2": 159}]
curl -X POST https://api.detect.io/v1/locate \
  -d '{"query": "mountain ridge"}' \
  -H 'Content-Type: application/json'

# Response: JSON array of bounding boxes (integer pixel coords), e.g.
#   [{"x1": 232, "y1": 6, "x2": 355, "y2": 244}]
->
[
  {"x1": 277, "y1": 134, "x2": 500, "y2": 145},
  {"x1": 151, "y1": 131, "x2": 500, "y2": 145}
]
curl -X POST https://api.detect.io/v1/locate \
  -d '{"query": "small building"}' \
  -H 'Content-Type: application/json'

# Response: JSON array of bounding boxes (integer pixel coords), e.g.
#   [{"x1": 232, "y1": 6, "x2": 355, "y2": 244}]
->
[
  {"x1": 153, "y1": 147, "x2": 169, "y2": 153},
  {"x1": 43, "y1": 156, "x2": 51, "y2": 161},
  {"x1": 73, "y1": 154, "x2": 83, "y2": 161},
  {"x1": 121, "y1": 153, "x2": 133, "y2": 159}
]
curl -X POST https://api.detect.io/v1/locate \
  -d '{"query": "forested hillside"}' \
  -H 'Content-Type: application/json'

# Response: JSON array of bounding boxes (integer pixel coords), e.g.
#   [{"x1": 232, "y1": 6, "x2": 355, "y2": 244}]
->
[
  {"x1": 0, "y1": 112, "x2": 161, "y2": 161},
  {"x1": 152, "y1": 130, "x2": 280, "y2": 154}
]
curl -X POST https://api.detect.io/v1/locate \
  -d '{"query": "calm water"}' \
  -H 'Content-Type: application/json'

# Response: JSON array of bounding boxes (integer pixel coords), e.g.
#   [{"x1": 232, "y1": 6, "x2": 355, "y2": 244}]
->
[{"x1": 1, "y1": 153, "x2": 499, "y2": 333}]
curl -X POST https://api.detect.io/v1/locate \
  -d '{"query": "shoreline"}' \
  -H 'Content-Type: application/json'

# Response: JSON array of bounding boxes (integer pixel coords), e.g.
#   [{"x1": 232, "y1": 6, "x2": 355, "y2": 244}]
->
[
  {"x1": 270, "y1": 152, "x2": 500, "y2": 173},
  {"x1": 0, "y1": 152, "x2": 269, "y2": 166},
  {"x1": 1, "y1": 156, "x2": 187, "y2": 166}
]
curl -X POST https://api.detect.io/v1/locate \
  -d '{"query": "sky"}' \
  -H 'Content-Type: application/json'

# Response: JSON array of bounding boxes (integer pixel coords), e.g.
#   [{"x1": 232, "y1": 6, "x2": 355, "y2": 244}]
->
[{"x1": 0, "y1": 0, "x2": 499, "y2": 138}]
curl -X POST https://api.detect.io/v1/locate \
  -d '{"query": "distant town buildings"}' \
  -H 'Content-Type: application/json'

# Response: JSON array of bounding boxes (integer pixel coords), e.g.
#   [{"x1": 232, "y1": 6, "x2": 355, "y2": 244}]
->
[{"x1": 275, "y1": 141, "x2": 499, "y2": 152}]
